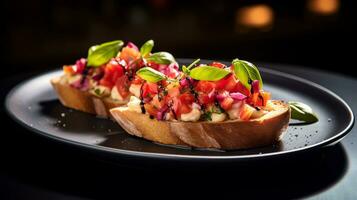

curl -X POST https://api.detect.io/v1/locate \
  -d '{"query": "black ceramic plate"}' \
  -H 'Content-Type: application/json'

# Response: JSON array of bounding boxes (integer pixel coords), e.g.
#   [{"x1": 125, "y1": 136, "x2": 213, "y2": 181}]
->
[{"x1": 5, "y1": 59, "x2": 354, "y2": 162}]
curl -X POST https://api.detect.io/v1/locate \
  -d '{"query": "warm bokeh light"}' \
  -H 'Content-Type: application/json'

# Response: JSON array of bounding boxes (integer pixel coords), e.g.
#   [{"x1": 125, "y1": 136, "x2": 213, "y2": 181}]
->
[
  {"x1": 236, "y1": 4, "x2": 274, "y2": 28},
  {"x1": 307, "y1": 0, "x2": 340, "y2": 15}
]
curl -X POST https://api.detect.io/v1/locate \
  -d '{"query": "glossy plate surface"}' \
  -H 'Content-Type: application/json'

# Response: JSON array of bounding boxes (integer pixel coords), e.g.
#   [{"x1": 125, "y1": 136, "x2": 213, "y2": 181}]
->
[{"x1": 5, "y1": 59, "x2": 354, "y2": 161}]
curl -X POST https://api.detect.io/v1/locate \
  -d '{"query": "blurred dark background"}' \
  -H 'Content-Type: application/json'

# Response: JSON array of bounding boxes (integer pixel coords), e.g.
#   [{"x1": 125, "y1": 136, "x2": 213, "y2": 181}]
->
[
  {"x1": 1, "y1": 1, "x2": 357, "y2": 199},
  {"x1": 2, "y1": 0, "x2": 357, "y2": 77}
]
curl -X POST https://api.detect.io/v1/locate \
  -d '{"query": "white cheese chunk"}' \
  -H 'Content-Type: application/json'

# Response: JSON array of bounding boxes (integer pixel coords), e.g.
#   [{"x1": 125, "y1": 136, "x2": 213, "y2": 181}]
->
[
  {"x1": 181, "y1": 108, "x2": 201, "y2": 122},
  {"x1": 211, "y1": 113, "x2": 227, "y2": 122},
  {"x1": 111, "y1": 86, "x2": 125, "y2": 101},
  {"x1": 129, "y1": 84, "x2": 141, "y2": 98},
  {"x1": 227, "y1": 109, "x2": 238, "y2": 119},
  {"x1": 127, "y1": 96, "x2": 142, "y2": 113}
]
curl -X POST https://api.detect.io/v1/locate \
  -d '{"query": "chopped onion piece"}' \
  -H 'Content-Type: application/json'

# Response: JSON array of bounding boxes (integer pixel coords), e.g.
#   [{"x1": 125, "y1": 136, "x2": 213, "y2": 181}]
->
[
  {"x1": 230, "y1": 92, "x2": 247, "y2": 101},
  {"x1": 127, "y1": 42, "x2": 139, "y2": 51}
]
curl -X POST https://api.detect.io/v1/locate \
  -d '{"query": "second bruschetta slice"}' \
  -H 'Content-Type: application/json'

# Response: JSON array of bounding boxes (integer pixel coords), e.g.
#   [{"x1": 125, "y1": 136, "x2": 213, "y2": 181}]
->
[{"x1": 51, "y1": 39, "x2": 179, "y2": 117}]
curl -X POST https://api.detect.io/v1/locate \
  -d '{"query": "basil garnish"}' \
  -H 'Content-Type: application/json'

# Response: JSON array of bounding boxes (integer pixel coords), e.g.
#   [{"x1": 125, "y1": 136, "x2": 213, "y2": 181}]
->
[
  {"x1": 87, "y1": 40, "x2": 124, "y2": 67},
  {"x1": 146, "y1": 52, "x2": 176, "y2": 65},
  {"x1": 182, "y1": 58, "x2": 200, "y2": 75},
  {"x1": 136, "y1": 67, "x2": 166, "y2": 83},
  {"x1": 232, "y1": 59, "x2": 263, "y2": 90},
  {"x1": 289, "y1": 101, "x2": 318, "y2": 123},
  {"x1": 189, "y1": 65, "x2": 230, "y2": 81},
  {"x1": 140, "y1": 40, "x2": 154, "y2": 57}
]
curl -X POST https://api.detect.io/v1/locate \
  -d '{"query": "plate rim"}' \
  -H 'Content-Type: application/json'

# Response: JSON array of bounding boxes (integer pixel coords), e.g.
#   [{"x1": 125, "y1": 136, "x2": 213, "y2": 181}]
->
[{"x1": 5, "y1": 60, "x2": 355, "y2": 162}]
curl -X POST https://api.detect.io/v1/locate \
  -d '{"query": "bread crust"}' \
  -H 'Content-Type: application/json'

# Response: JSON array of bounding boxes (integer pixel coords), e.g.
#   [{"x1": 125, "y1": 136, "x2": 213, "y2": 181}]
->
[
  {"x1": 110, "y1": 101, "x2": 291, "y2": 150},
  {"x1": 51, "y1": 76, "x2": 127, "y2": 118}
]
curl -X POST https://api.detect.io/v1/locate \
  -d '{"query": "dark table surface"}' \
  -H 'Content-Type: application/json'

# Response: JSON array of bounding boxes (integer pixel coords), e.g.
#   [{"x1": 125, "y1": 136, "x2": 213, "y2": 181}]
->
[{"x1": 1, "y1": 63, "x2": 356, "y2": 200}]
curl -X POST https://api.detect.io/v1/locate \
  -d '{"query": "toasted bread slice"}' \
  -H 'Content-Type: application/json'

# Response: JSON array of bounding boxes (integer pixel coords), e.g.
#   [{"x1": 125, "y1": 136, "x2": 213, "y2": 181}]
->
[
  {"x1": 110, "y1": 100, "x2": 290, "y2": 150},
  {"x1": 51, "y1": 76, "x2": 128, "y2": 118}
]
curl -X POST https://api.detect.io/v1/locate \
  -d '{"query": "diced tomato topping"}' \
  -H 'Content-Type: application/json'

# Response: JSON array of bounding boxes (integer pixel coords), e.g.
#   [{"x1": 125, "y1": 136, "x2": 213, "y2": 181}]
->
[
  {"x1": 179, "y1": 93, "x2": 195, "y2": 105},
  {"x1": 180, "y1": 103, "x2": 192, "y2": 114},
  {"x1": 253, "y1": 91, "x2": 271, "y2": 107},
  {"x1": 220, "y1": 96, "x2": 234, "y2": 110},
  {"x1": 142, "y1": 82, "x2": 158, "y2": 98},
  {"x1": 63, "y1": 65, "x2": 75, "y2": 74},
  {"x1": 99, "y1": 60, "x2": 125, "y2": 88},
  {"x1": 131, "y1": 75, "x2": 144, "y2": 84},
  {"x1": 115, "y1": 75, "x2": 130, "y2": 98},
  {"x1": 239, "y1": 104, "x2": 255, "y2": 121},
  {"x1": 234, "y1": 81, "x2": 251, "y2": 96},
  {"x1": 99, "y1": 79, "x2": 113, "y2": 88},
  {"x1": 247, "y1": 92, "x2": 259, "y2": 106},
  {"x1": 210, "y1": 61, "x2": 226, "y2": 68},
  {"x1": 120, "y1": 46, "x2": 141, "y2": 64},
  {"x1": 198, "y1": 93, "x2": 215, "y2": 105},
  {"x1": 168, "y1": 87, "x2": 180, "y2": 98},
  {"x1": 178, "y1": 93, "x2": 195, "y2": 114},
  {"x1": 260, "y1": 91, "x2": 271, "y2": 106},
  {"x1": 171, "y1": 97, "x2": 181, "y2": 116},
  {"x1": 196, "y1": 81, "x2": 215, "y2": 93},
  {"x1": 147, "y1": 62, "x2": 160, "y2": 70},
  {"x1": 215, "y1": 74, "x2": 237, "y2": 92},
  {"x1": 99, "y1": 78, "x2": 113, "y2": 88},
  {"x1": 161, "y1": 80, "x2": 170, "y2": 87}
]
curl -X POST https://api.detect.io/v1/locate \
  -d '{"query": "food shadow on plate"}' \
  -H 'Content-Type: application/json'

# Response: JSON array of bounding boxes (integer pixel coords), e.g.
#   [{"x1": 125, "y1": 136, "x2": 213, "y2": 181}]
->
[{"x1": 98, "y1": 132, "x2": 284, "y2": 156}]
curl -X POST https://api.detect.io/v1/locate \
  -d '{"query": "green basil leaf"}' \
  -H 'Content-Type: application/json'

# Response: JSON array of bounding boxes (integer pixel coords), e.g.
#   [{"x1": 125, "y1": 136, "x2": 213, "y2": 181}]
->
[
  {"x1": 136, "y1": 67, "x2": 166, "y2": 83},
  {"x1": 232, "y1": 59, "x2": 263, "y2": 90},
  {"x1": 289, "y1": 101, "x2": 318, "y2": 123},
  {"x1": 189, "y1": 66, "x2": 230, "y2": 81},
  {"x1": 87, "y1": 40, "x2": 124, "y2": 67},
  {"x1": 181, "y1": 59, "x2": 200, "y2": 75},
  {"x1": 233, "y1": 60, "x2": 250, "y2": 89},
  {"x1": 140, "y1": 39, "x2": 154, "y2": 57},
  {"x1": 146, "y1": 52, "x2": 176, "y2": 64}
]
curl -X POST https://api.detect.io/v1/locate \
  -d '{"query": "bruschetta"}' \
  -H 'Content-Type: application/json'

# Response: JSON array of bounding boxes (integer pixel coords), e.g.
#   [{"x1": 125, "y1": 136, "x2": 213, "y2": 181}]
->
[
  {"x1": 51, "y1": 40, "x2": 179, "y2": 117},
  {"x1": 110, "y1": 59, "x2": 291, "y2": 149}
]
